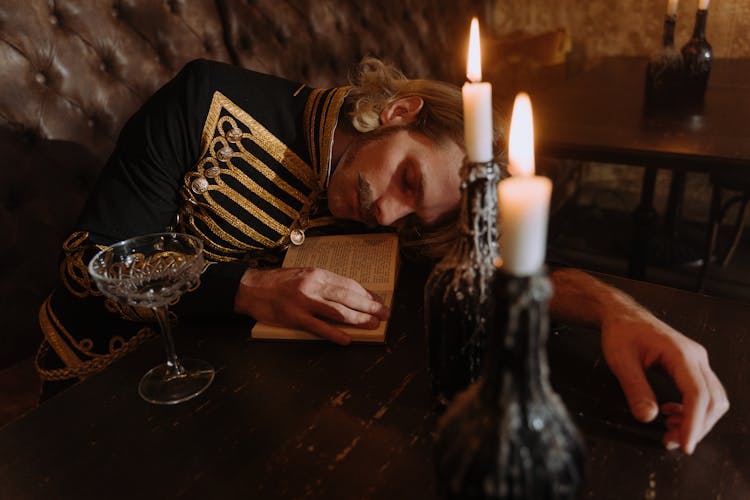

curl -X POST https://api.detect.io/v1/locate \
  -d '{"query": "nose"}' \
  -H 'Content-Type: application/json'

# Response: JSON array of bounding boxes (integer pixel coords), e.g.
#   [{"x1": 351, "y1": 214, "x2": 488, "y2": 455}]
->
[{"x1": 374, "y1": 195, "x2": 413, "y2": 226}]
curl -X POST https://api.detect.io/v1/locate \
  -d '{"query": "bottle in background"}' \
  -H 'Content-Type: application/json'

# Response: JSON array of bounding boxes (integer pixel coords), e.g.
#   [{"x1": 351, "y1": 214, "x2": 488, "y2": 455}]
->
[
  {"x1": 644, "y1": 11, "x2": 683, "y2": 107},
  {"x1": 681, "y1": 6, "x2": 713, "y2": 106}
]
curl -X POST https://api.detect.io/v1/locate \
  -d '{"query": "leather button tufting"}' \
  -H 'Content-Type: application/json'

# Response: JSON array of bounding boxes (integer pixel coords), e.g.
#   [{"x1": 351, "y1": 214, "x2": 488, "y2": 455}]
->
[{"x1": 34, "y1": 73, "x2": 46, "y2": 85}]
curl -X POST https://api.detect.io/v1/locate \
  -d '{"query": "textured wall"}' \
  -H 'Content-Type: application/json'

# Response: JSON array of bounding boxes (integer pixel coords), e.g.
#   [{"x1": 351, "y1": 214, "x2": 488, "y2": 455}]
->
[
  {"x1": 490, "y1": 0, "x2": 749, "y2": 220},
  {"x1": 491, "y1": 0, "x2": 750, "y2": 61}
]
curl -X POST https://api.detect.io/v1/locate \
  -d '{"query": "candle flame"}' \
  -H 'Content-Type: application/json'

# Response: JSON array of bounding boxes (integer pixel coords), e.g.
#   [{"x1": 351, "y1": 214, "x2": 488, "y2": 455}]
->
[
  {"x1": 508, "y1": 92, "x2": 535, "y2": 176},
  {"x1": 467, "y1": 17, "x2": 482, "y2": 82}
]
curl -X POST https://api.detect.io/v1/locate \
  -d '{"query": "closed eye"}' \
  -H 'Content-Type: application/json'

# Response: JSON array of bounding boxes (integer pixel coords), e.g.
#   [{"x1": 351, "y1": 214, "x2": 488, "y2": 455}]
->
[{"x1": 402, "y1": 161, "x2": 424, "y2": 206}]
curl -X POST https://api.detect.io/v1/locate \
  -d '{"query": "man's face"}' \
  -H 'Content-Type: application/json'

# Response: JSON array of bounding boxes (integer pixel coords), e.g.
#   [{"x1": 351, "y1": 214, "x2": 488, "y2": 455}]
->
[{"x1": 327, "y1": 128, "x2": 463, "y2": 228}]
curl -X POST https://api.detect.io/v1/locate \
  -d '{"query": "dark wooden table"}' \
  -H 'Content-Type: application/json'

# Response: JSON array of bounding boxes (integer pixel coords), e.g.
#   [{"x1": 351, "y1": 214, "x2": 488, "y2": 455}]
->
[
  {"x1": 0, "y1": 264, "x2": 747, "y2": 499},
  {"x1": 533, "y1": 56, "x2": 750, "y2": 279}
]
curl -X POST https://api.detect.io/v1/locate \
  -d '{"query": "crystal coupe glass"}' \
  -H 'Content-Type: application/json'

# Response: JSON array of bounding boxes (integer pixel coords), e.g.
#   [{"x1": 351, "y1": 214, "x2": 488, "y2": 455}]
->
[{"x1": 88, "y1": 232, "x2": 215, "y2": 404}]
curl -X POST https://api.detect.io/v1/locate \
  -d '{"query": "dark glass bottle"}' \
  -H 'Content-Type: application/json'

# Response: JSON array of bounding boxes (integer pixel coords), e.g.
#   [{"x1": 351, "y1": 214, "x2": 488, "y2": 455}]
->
[
  {"x1": 681, "y1": 8, "x2": 713, "y2": 102},
  {"x1": 435, "y1": 272, "x2": 583, "y2": 500},
  {"x1": 425, "y1": 159, "x2": 501, "y2": 408},
  {"x1": 644, "y1": 13, "x2": 683, "y2": 107}
]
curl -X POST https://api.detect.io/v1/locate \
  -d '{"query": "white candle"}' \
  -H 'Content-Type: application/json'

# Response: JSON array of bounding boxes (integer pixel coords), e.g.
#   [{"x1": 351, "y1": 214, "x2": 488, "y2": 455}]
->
[
  {"x1": 699, "y1": 0, "x2": 710, "y2": 10},
  {"x1": 667, "y1": 0, "x2": 679, "y2": 16},
  {"x1": 498, "y1": 93, "x2": 552, "y2": 276},
  {"x1": 462, "y1": 17, "x2": 493, "y2": 162}
]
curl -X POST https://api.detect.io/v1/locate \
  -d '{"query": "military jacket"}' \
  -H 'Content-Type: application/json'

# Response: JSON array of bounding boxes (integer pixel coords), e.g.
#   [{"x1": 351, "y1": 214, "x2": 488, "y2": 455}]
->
[{"x1": 38, "y1": 59, "x2": 349, "y2": 382}]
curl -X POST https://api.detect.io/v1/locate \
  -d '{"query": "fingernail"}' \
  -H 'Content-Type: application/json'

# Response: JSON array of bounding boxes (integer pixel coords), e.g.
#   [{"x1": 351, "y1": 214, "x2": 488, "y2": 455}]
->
[
  {"x1": 634, "y1": 401, "x2": 656, "y2": 421},
  {"x1": 685, "y1": 441, "x2": 696, "y2": 455},
  {"x1": 665, "y1": 440, "x2": 680, "y2": 451}
]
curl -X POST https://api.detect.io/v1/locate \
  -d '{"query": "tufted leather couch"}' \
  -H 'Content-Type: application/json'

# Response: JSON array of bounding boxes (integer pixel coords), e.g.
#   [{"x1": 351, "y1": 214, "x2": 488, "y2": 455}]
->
[{"x1": 0, "y1": 0, "x2": 486, "y2": 368}]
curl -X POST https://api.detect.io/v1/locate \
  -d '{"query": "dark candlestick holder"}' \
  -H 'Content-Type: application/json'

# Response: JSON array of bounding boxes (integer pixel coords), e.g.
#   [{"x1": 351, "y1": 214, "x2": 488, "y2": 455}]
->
[
  {"x1": 435, "y1": 270, "x2": 583, "y2": 500},
  {"x1": 425, "y1": 158, "x2": 501, "y2": 408}
]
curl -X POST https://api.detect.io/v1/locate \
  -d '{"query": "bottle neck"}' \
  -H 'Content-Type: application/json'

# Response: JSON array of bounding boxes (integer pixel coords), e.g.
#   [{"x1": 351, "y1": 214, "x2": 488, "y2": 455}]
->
[
  {"x1": 692, "y1": 9, "x2": 708, "y2": 40},
  {"x1": 457, "y1": 160, "x2": 500, "y2": 261},
  {"x1": 480, "y1": 273, "x2": 553, "y2": 404},
  {"x1": 662, "y1": 14, "x2": 676, "y2": 47}
]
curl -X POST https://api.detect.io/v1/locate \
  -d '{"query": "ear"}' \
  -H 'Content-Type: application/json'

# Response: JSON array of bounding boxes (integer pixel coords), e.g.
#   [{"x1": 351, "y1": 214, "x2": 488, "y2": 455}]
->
[{"x1": 379, "y1": 96, "x2": 424, "y2": 126}]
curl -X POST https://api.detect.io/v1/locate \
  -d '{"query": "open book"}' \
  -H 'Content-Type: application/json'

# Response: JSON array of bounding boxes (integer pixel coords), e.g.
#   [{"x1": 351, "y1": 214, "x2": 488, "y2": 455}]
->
[{"x1": 250, "y1": 232, "x2": 399, "y2": 343}]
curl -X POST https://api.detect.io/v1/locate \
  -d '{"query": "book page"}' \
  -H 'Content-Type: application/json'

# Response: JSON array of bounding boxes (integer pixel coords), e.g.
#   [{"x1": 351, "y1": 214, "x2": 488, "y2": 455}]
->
[
  {"x1": 282, "y1": 233, "x2": 397, "y2": 288},
  {"x1": 251, "y1": 233, "x2": 399, "y2": 343}
]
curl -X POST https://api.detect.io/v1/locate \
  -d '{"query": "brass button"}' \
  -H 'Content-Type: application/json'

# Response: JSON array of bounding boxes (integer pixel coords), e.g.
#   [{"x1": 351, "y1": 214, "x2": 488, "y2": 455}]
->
[
  {"x1": 290, "y1": 229, "x2": 305, "y2": 246},
  {"x1": 217, "y1": 146, "x2": 233, "y2": 161},
  {"x1": 191, "y1": 177, "x2": 209, "y2": 194},
  {"x1": 204, "y1": 166, "x2": 220, "y2": 178},
  {"x1": 226, "y1": 127, "x2": 243, "y2": 141}
]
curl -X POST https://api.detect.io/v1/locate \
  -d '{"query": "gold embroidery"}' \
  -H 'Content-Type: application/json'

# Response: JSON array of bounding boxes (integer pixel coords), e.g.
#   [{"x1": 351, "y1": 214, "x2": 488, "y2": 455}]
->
[
  {"x1": 185, "y1": 92, "x2": 331, "y2": 259},
  {"x1": 36, "y1": 326, "x2": 156, "y2": 381},
  {"x1": 39, "y1": 297, "x2": 83, "y2": 369},
  {"x1": 304, "y1": 87, "x2": 350, "y2": 187},
  {"x1": 304, "y1": 90, "x2": 323, "y2": 173},
  {"x1": 178, "y1": 210, "x2": 256, "y2": 262},
  {"x1": 185, "y1": 192, "x2": 276, "y2": 249},
  {"x1": 202, "y1": 92, "x2": 316, "y2": 185},
  {"x1": 60, "y1": 231, "x2": 104, "y2": 298},
  {"x1": 182, "y1": 88, "x2": 349, "y2": 261}
]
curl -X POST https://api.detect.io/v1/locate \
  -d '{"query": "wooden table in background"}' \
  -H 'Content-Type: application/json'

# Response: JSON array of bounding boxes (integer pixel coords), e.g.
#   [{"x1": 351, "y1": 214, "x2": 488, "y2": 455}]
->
[
  {"x1": 533, "y1": 56, "x2": 750, "y2": 280},
  {"x1": 0, "y1": 264, "x2": 747, "y2": 499}
]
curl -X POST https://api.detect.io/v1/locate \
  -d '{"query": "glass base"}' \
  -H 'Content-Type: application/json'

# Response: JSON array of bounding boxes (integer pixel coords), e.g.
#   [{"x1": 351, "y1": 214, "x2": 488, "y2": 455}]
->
[{"x1": 138, "y1": 358, "x2": 215, "y2": 405}]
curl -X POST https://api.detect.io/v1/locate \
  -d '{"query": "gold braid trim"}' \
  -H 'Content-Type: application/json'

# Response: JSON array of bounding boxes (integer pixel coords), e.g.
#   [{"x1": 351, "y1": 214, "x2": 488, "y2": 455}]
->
[
  {"x1": 39, "y1": 296, "x2": 83, "y2": 369},
  {"x1": 35, "y1": 326, "x2": 156, "y2": 382},
  {"x1": 60, "y1": 231, "x2": 106, "y2": 298},
  {"x1": 37, "y1": 295, "x2": 158, "y2": 381}
]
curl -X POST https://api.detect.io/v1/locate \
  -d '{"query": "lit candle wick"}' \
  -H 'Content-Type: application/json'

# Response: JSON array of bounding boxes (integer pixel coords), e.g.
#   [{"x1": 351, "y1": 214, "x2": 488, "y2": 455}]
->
[
  {"x1": 508, "y1": 92, "x2": 535, "y2": 176},
  {"x1": 467, "y1": 18, "x2": 482, "y2": 82}
]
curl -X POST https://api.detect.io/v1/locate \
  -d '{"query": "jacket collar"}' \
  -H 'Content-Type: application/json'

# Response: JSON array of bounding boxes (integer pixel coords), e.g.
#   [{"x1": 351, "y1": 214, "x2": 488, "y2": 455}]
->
[{"x1": 303, "y1": 86, "x2": 350, "y2": 189}]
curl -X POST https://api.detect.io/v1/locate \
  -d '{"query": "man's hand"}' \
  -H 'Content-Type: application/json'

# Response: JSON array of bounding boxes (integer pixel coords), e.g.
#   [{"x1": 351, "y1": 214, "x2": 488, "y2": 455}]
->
[
  {"x1": 234, "y1": 267, "x2": 390, "y2": 345},
  {"x1": 550, "y1": 268, "x2": 729, "y2": 455},
  {"x1": 600, "y1": 309, "x2": 729, "y2": 455}
]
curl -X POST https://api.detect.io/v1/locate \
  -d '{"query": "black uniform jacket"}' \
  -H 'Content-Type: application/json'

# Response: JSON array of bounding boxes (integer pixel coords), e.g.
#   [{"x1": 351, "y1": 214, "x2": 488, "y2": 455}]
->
[{"x1": 38, "y1": 59, "x2": 349, "y2": 382}]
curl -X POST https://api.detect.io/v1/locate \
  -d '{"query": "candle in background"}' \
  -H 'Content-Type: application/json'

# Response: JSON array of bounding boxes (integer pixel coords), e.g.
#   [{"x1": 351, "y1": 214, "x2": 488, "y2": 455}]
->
[
  {"x1": 497, "y1": 93, "x2": 552, "y2": 276},
  {"x1": 667, "y1": 0, "x2": 679, "y2": 16},
  {"x1": 462, "y1": 17, "x2": 494, "y2": 162},
  {"x1": 699, "y1": 0, "x2": 710, "y2": 10}
]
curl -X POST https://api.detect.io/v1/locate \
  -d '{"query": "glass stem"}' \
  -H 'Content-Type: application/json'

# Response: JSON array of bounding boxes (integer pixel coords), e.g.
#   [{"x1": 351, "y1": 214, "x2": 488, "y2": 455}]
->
[{"x1": 154, "y1": 306, "x2": 186, "y2": 376}]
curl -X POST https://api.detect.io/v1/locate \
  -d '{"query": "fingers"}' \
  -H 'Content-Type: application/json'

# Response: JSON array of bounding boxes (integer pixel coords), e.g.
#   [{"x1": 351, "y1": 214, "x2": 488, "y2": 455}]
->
[
  {"x1": 680, "y1": 362, "x2": 728, "y2": 454},
  {"x1": 664, "y1": 343, "x2": 729, "y2": 454},
  {"x1": 237, "y1": 267, "x2": 389, "y2": 344},
  {"x1": 319, "y1": 282, "x2": 390, "y2": 322},
  {"x1": 699, "y1": 363, "x2": 730, "y2": 438},
  {"x1": 295, "y1": 271, "x2": 388, "y2": 327},
  {"x1": 292, "y1": 312, "x2": 352, "y2": 346},
  {"x1": 659, "y1": 350, "x2": 729, "y2": 454},
  {"x1": 607, "y1": 349, "x2": 660, "y2": 423}
]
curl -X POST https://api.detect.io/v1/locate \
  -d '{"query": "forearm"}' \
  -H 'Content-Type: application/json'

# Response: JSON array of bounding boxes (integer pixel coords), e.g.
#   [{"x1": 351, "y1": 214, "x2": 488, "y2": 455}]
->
[{"x1": 549, "y1": 268, "x2": 653, "y2": 329}]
